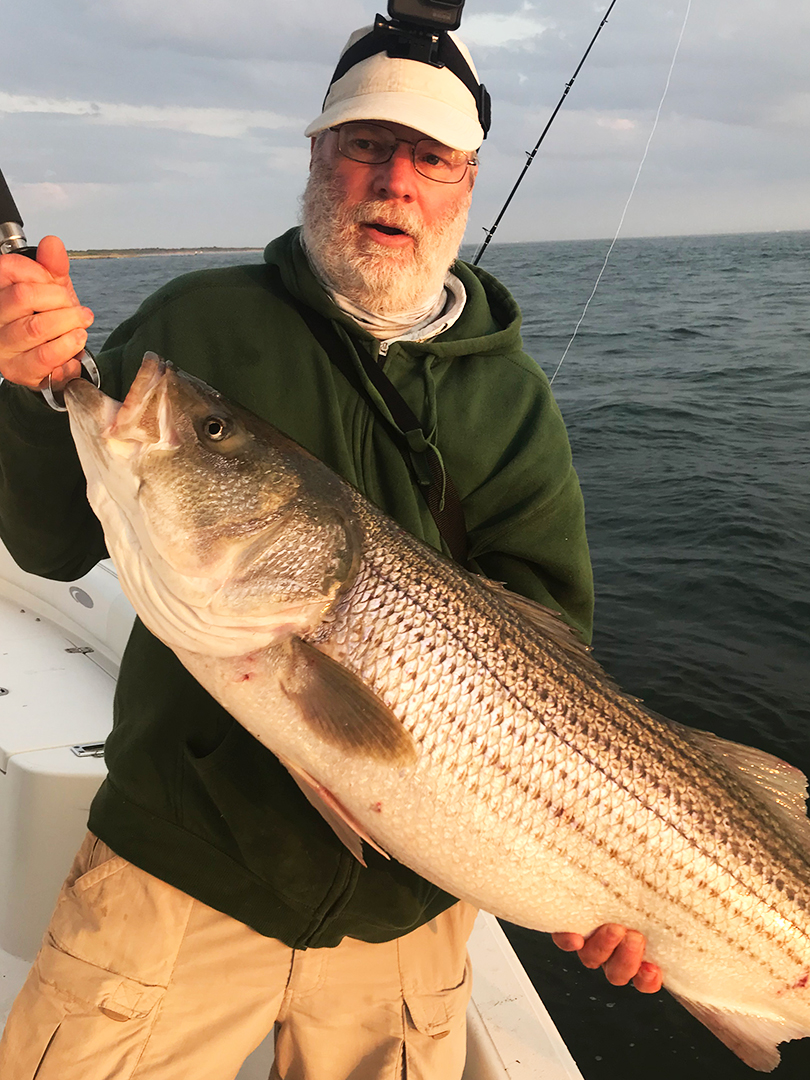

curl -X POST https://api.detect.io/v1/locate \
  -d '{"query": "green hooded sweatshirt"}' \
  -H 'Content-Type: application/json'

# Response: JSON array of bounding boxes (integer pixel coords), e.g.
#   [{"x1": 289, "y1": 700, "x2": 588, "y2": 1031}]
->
[{"x1": 0, "y1": 229, "x2": 593, "y2": 947}]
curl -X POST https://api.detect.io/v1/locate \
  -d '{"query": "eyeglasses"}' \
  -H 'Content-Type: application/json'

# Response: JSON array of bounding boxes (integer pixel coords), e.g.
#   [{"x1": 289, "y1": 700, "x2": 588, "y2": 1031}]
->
[{"x1": 331, "y1": 122, "x2": 478, "y2": 184}]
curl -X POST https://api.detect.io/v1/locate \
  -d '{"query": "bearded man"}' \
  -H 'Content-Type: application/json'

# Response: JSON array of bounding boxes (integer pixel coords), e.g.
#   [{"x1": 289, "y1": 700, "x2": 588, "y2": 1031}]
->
[{"x1": 0, "y1": 19, "x2": 661, "y2": 1080}]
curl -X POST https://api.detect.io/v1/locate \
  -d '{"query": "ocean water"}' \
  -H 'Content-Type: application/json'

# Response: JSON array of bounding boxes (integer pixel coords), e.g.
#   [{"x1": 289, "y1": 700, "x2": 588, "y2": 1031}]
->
[
  {"x1": 71, "y1": 232, "x2": 810, "y2": 1079},
  {"x1": 473, "y1": 233, "x2": 810, "y2": 1080}
]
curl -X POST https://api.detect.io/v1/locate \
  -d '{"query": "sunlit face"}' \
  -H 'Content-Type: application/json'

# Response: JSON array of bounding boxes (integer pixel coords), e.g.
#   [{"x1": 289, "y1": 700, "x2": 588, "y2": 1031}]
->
[{"x1": 300, "y1": 121, "x2": 477, "y2": 314}]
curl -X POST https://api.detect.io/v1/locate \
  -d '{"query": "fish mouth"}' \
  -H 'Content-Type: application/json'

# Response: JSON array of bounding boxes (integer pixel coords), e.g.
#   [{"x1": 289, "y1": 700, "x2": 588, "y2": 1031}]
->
[
  {"x1": 106, "y1": 352, "x2": 176, "y2": 446},
  {"x1": 63, "y1": 370, "x2": 121, "y2": 436},
  {"x1": 64, "y1": 351, "x2": 171, "y2": 434},
  {"x1": 64, "y1": 351, "x2": 182, "y2": 477}
]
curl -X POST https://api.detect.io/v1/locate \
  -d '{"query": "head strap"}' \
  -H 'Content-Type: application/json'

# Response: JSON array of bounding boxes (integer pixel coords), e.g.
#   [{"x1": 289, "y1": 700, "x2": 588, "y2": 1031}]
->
[{"x1": 324, "y1": 15, "x2": 491, "y2": 138}]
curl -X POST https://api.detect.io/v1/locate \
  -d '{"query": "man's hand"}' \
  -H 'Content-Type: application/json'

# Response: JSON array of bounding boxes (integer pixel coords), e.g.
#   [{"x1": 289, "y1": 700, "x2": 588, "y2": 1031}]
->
[
  {"x1": 0, "y1": 235, "x2": 94, "y2": 392},
  {"x1": 552, "y1": 923, "x2": 663, "y2": 993}
]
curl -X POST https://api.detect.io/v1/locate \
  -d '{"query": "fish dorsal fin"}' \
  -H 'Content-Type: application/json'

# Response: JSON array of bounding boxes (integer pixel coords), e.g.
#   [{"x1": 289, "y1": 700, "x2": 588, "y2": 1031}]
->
[
  {"x1": 667, "y1": 988, "x2": 807, "y2": 1072},
  {"x1": 277, "y1": 754, "x2": 390, "y2": 868},
  {"x1": 479, "y1": 579, "x2": 619, "y2": 688},
  {"x1": 678, "y1": 722, "x2": 810, "y2": 847},
  {"x1": 280, "y1": 638, "x2": 417, "y2": 765}
]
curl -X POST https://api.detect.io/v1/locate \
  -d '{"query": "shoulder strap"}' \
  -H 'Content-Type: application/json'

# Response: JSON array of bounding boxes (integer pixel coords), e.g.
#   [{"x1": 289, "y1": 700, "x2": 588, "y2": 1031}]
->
[
  {"x1": 266, "y1": 266, "x2": 468, "y2": 564},
  {"x1": 356, "y1": 347, "x2": 468, "y2": 565}
]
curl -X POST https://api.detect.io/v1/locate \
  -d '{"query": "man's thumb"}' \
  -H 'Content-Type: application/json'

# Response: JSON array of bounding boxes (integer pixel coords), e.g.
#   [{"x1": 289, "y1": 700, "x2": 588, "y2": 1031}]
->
[{"x1": 36, "y1": 234, "x2": 71, "y2": 282}]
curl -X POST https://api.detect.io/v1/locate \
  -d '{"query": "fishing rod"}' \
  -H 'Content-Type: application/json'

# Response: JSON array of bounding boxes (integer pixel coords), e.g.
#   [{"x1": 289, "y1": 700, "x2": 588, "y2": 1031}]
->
[
  {"x1": 0, "y1": 166, "x2": 37, "y2": 258},
  {"x1": 472, "y1": 0, "x2": 618, "y2": 266}
]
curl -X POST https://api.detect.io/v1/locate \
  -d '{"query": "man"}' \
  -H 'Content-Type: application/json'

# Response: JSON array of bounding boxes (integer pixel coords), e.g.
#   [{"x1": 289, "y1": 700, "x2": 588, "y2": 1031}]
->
[{"x1": 0, "y1": 20, "x2": 661, "y2": 1080}]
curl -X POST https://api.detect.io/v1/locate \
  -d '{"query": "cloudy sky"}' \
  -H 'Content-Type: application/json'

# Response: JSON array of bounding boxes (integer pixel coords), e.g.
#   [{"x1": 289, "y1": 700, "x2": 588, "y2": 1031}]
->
[{"x1": 2, "y1": 0, "x2": 808, "y2": 249}]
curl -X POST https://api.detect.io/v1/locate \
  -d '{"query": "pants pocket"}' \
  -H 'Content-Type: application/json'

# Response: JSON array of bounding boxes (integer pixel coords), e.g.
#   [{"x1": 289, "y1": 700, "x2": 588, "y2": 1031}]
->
[
  {"x1": 0, "y1": 993, "x2": 61, "y2": 1080},
  {"x1": 402, "y1": 955, "x2": 472, "y2": 1040},
  {"x1": 47, "y1": 832, "x2": 194, "y2": 992},
  {"x1": 0, "y1": 833, "x2": 195, "y2": 1079},
  {"x1": 396, "y1": 900, "x2": 477, "y2": 1076},
  {"x1": 36, "y1": 937, "x2": 167, "y2": 1022},
  {"x1": 399, "y1": 960, "x2": 472, "y2": 1080},
  {"x1": 397, "y1": 901, "x2": 477, "y2": 1038},
  {"x1": 0, "y1": 943, "x2": 167, "y2": 1080}
]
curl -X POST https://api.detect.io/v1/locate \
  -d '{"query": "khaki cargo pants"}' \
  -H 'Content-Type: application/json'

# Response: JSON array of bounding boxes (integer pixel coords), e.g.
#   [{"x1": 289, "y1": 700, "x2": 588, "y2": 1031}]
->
[{"x1": 0, "y1": 833, "x2": 476, "y2": 1079}]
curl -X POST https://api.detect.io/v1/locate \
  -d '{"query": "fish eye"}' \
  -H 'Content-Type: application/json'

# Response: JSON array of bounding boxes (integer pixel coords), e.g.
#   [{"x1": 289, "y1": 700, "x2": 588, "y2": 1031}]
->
[{"x1": 203, "y1": 416, "x2": 230, "y2": 441}]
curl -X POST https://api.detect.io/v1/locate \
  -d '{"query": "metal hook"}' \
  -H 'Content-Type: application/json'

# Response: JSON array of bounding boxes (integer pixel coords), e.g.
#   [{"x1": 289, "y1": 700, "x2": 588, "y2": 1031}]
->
[{"x1": 41, "y1": 350, "x2": 101, "y2": 413}]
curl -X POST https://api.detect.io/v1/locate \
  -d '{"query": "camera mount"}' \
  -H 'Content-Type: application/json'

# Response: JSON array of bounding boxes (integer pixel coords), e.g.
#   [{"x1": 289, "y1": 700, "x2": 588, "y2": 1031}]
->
[{"x1": 387, "y1": 0, "x2": 465, "y2": 32}]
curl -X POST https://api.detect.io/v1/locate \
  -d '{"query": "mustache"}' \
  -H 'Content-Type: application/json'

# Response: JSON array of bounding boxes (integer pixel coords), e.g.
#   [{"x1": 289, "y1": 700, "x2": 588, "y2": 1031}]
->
[{"x1": 348, "y1": 201, "x2": 425, "y2": 244}]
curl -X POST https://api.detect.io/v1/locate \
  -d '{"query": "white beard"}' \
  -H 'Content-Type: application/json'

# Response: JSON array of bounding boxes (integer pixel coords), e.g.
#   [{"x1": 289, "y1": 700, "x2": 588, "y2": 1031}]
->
[{"x1": 300, "y1": 150, "x2": 472, "y2": 317}]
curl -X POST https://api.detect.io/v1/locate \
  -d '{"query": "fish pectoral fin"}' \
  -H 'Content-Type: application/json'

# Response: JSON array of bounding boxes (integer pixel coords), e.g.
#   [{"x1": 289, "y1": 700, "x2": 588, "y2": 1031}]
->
[
  {"x1": 280, "y1": 638, "x2": 417, "y2": 765},
  {"x1": 668, "y1": 989, "x2": 805, "y2": 1072},
  {"x1": 277, "y1": 754, "x2": 390, "y2": 867}
]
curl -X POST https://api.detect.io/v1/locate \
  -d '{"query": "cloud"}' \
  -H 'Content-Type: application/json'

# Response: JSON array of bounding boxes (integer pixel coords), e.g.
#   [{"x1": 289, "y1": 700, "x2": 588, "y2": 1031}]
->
[
  {"x1": 83, "y1": 0, "x2": 367, "y2": 62},
  {"x1": 597, "y1": 117, "x2": 638, "y2": 132},
  {"x1": 3, "y1": 0, "x2": 809, "y2": 246},
  {"x1": 769, "y1": 92, "x2": 810, "y2": 131},
  {"x1": 0, "y1": 92, "x2": 299, "y2": 139},
  {"x1": 463, "y1": 9, "x2": 551, "y2": 50},
  {"x1": 20, "y1": 182, "x2": 77, "y2": 209}
]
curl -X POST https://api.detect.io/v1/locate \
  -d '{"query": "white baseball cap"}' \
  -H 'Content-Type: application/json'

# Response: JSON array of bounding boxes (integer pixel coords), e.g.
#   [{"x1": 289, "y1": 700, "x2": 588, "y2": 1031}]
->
[{"x1": 305, "y1": 25, "x2": 487, "y2": 152}]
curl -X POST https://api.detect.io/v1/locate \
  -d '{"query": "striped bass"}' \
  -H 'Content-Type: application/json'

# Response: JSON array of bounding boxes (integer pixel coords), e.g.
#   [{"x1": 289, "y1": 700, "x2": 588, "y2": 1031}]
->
[{"x1": 65, "y1": 353, "x2": 810, "y2": 1072}]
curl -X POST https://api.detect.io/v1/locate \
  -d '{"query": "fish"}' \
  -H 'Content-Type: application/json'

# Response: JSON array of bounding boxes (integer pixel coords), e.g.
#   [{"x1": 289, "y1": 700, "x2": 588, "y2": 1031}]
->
[{"x1": 64, "y1": 352, "x2": 810, "y2": 1072}]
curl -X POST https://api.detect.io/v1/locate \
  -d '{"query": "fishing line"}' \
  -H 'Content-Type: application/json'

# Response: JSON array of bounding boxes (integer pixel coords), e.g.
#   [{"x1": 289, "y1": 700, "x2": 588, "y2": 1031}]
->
[{"x1": 549, "y1": 0, "x2": 693, "y2": 386}]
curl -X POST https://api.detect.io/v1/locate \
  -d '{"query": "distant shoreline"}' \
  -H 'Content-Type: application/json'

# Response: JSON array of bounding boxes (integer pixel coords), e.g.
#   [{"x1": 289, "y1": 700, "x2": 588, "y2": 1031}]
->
[{"x1": 67, "y1": 247, "x2": 263, "y2": 260}]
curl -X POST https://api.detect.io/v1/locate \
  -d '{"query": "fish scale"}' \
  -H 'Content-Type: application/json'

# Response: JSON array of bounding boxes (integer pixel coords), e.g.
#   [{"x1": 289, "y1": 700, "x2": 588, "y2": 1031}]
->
[
  {"x1": 326, "y1": 504, "x2": 810, "y2": 989},
  {"x1": 64, "y1": 356, "x2": 810, "y2": 1071}
]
